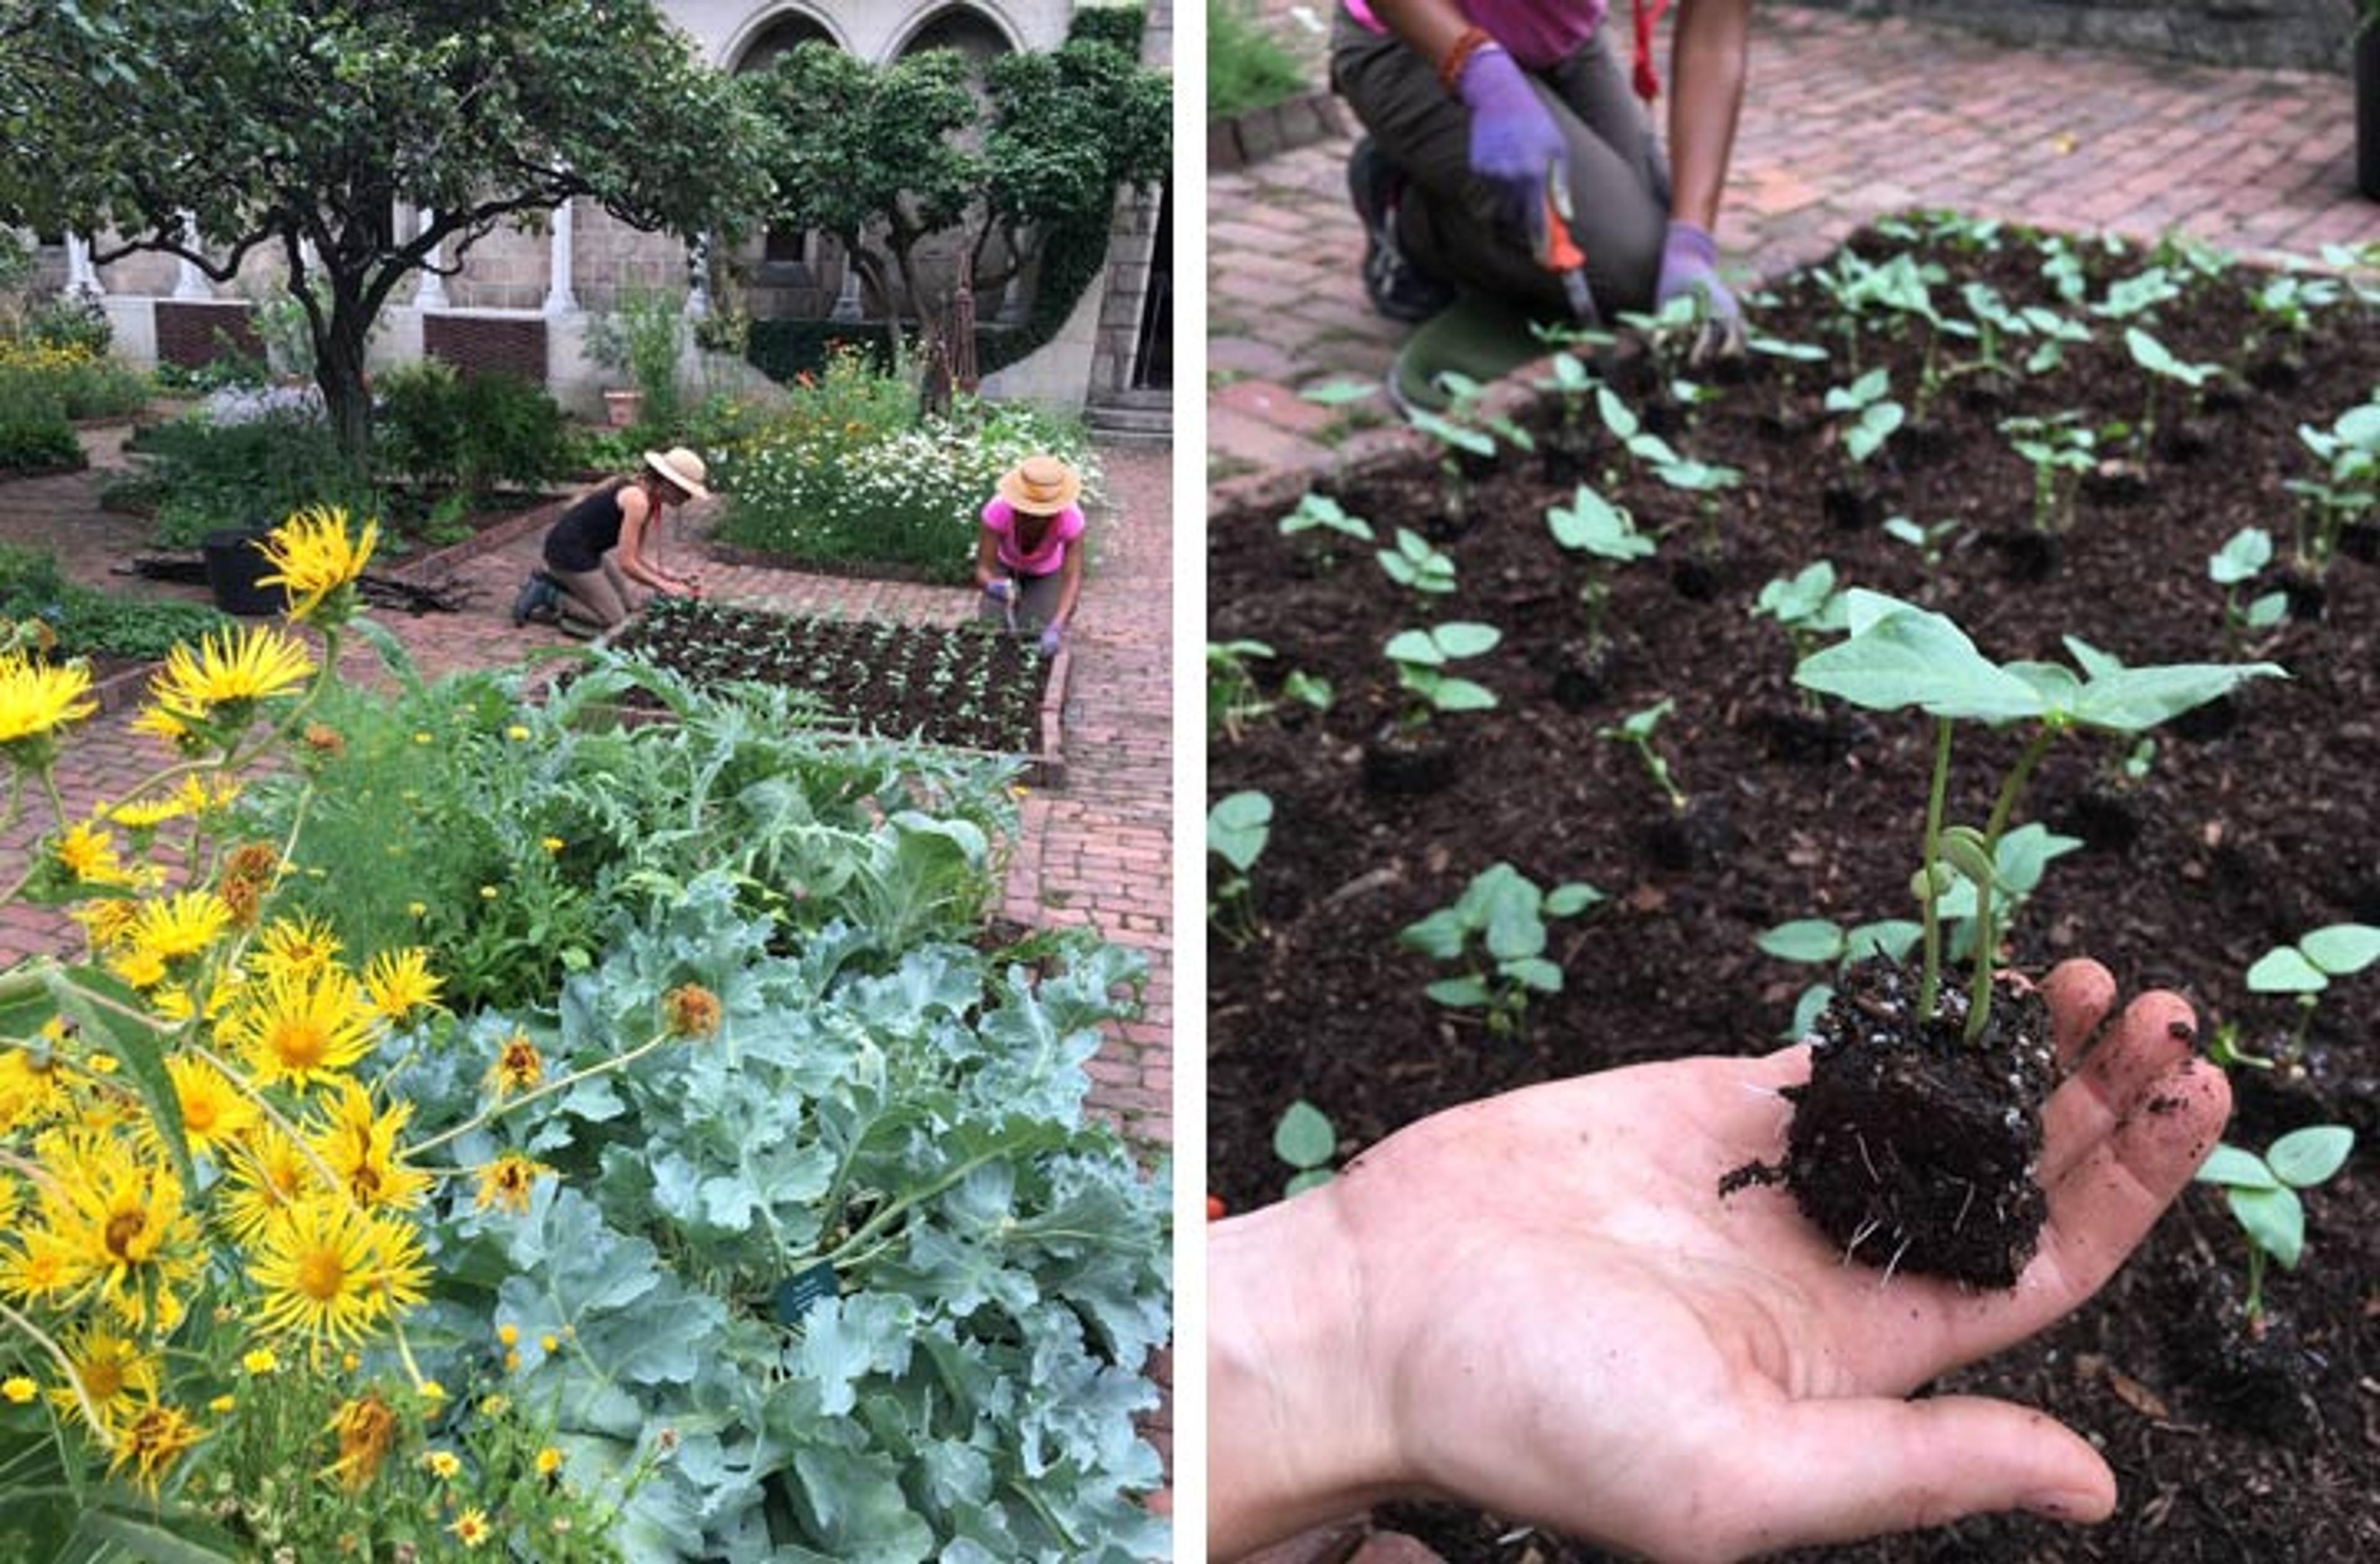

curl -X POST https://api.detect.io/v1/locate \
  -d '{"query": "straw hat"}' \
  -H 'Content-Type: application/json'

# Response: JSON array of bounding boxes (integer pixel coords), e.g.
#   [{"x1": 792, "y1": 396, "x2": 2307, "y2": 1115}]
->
[
  {"x1": 643, "y1": 446, "x2": 711, "y2": 501},
  {"x1": 996, "y1": 454, "x2": 1082, "y2": 516}
]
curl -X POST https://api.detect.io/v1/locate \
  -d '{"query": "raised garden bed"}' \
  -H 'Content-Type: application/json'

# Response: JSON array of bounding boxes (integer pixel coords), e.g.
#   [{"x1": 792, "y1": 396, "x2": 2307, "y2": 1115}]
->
[
  {"x1": 607, "y1": 595, "x2": 1069, "y2": 784},
  {"x1": 1210, "y1": 216, "x2": 2379, "y2": 1562}
]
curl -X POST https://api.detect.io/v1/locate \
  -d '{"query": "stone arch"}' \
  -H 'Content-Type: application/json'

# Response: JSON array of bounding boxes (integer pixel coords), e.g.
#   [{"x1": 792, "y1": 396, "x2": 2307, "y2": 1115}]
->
[
  {"x1": 888, "y1": 2, "x2": 1021, "y2": 66},
  {"x1": 718, "y1": 4, "x2": 847, "y2": 72}
]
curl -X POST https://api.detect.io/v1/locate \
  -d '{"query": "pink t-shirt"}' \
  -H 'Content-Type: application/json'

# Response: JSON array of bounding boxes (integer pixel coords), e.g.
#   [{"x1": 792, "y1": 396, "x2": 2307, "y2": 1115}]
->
[
  {"x1": 981, "y1": 497, "x2": 1086, "y2": 576},
  {"x1": 1343, "y1": 0, "x2": 1608, "y2": 73}
]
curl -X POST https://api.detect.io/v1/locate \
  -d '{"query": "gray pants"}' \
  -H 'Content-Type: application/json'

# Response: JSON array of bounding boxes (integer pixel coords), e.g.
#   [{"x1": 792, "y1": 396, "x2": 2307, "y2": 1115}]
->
[
  {"x1": 1333, "y1": 11, "x2": 1668, "y2": 319},
  {"x1": 976, "y1": 570, "x2": 1063, "y2": 632},
  {"x1": 552, "y1": 557, "x2": 646, "y2": 628}
]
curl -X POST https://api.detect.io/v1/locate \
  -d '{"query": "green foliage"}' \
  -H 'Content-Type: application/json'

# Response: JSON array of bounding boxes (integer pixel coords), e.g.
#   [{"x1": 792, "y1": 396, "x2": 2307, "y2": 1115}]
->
[
  {"x1": 0, "y1": 542, "x2": 229, "y2": 661},
  {"x1": 2245, "y1": 922, "x2": 2380, "y2": 1049},
  {"x1": 1384, "y1": 622, "x2": 1501, "y2": 730},
  {"x1": 1273, "y1": 1100, "x2": 1338, "y2": 1197},
  {"x1": 1377, "y1": 528, "x2": 1456, "y2": 596},
  {"x1": 1823, "y1": 368, "x2": 1905, "y2": 464},
  {"x1": 127, "y1": 409, "x2": 372, "y2": 550},
  {"x1": 380, "y1": 871, "x2": 1169, "y2": 1562},
  {"x1": 2285, "y1": 393, "x2": 2380, "y2": 578},
  {"x1": 585, "y1": 289, "x2": 689, "y2": 436},
  {"x1": 1208, "y1": 638, "x2": 1275, "y2": 741},
  {"x1": 1597, "y1": 699, "x2": 1688, "y2": 815},
  {"x1": 1208, "y1": 790, "x2": 1274, "y2": 950},
  {"x1": 1546, "y1": 482, "x2": 1655, "y2": 648},
  {"x1": 1755, "y1": 916, "x2": 1924, "y2": 1039},
  {"x1": 373, "y1": 361, "x2": 573, "y2": 497},
  {"x1": 2194, "y1": 1125, "x2": 2356, "y2": 1325},
  {"x1": 1751, "y1": 559, "x2": 1851, "y2": 669},
  {"x1": 1209, "y1": 0, "x2": 1310, "y2": 117},
  {"x1": 1398, "y1": 862, "x2": 1605, "y2": 1038},
  {"x1": 0, "y1": 364, "x2": 82, "y2": 472},
  {"x1": 2208, "y1": 526, "x2": 2286, "y2": 656},
  {"x1": 1276, "y1": 493, "x2": 1375, "y2": 568}
]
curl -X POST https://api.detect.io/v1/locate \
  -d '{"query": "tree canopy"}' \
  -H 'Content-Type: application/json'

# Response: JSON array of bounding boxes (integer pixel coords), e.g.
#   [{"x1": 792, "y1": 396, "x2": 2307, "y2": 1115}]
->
[{"x1": 0, "y1": 0, "x2": 772, "y2": 459}]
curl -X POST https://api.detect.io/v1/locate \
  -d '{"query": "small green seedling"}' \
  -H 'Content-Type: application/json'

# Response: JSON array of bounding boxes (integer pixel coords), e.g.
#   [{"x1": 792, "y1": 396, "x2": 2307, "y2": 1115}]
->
[
  {"x1": 2283, "y1": 395, "x2": 2380, "y2": 579},
  {"x1": 2207, "y1": 526, "x2": 2287, "y2": 658},
  {"x1": 1385, "y1": 622, "x2": 1501, "y2": 731},
  {"x1": 1207, "y1": 790, "x2": 1273, "y2": 950},
  {"x1": 1377, "y1": 527, "x2": 1457, "y2": 596},
  {"x1": 2206, "y1": 1019, "x2": 2276, "y2": 1073},
  {"x1": 1208, "y1": 638, "x2": 1276, "y2": 742},
  {"x1": 2089, "y1": 265, "x2": 2184, "y2": 322},
  {"x1": 1752, "y1": 560, "x2": 1852, "y2": 668},
  {"x1": 1744, "y1": 328, "x2": 1831, "y2": 425},
  {"x1": 2246, "y1": 922, "x2": 2380, "y2": 1049},
  {"x1": 1277, "y1": 492, "x2": 1377, "y2": 566},
  {"x1": 1398, "y1": 862, "x2": 1604, "y2": 1038},
  {"x1": 1824, "y1": 368, "x2": 1905, "y2": 464},
  {"x1": 2123, "y1": 326, "x2": 2223, "y2": 458},
  {"x1": 2116, "y1": 736, "x2": 2156, "y2": 787},
  {"x1": 1882, "y1": 513, "x2": 1961, "y2": 567},
  {"x1": 1280, "y1": 669, "x2": 1333, "y2": 714},
  {"x1": 1546, "y1": 483, "x2": 1656, "y2": 652},
  {"x1": 1404, "y1": 402, "x2": 1497, "y2": 529},
  {"x1": 1998, "y1": 413, "x2": 2096, "y2": 534},
  {"x1": 1597, "y1": 698, "x2": 1687, "y2": 815},
  {"x1": 1930, "y1": 822, "x2": 2081, "y2": 964},
  {"x1": 2193, "y1": 1124, "x2": 2356, "y2": 1328},
  {"x1": 1796, "y1": 591, "x2": 2281, "y2": 1043},
  {"x1": 1274, "y1": 1098, "x2": 1339, "y2": 1198},
  {"x1": 1756, "y1": 916, "x2": 1924, "y2": 1040}
]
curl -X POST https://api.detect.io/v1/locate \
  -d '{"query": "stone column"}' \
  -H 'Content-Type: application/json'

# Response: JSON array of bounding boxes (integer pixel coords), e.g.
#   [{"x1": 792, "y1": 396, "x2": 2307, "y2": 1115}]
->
[
  {"x1": 414, "y1": 207, "x2": 450, "y2": 308},
  {"x1": 687, "y1": 234, "x2": 712, "y2": 319},
  {"x1": 172, "y1": 213, "x2": 212, "y2": 299},
  {"x1": 544, "y1": 200, "x2": 579, "y2": 316},
  {"x1": 65, "y1": 234, "x2": 102, "y2": 296}
]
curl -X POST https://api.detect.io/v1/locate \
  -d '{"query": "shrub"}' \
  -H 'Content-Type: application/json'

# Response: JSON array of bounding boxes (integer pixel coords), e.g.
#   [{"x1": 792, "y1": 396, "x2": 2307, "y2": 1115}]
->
[
  {"x1": 374, "y1": 360, "x2": 571, "y2": 496},
  {"x1": 586, "y1": 286, "x2": 689, "y2": 435},
  {"x1": 0, "y1": 541, "x2": 228, "y2": 661},
  {"x1": 1209, "y1": 0, "x2": 1308, "y2": 118},
  {"x1": 131, "y1": 407, "x2": 378, "y2": 549},
  {"x1": 0, "y1": 361, "x2": 82, "y2": 471}
]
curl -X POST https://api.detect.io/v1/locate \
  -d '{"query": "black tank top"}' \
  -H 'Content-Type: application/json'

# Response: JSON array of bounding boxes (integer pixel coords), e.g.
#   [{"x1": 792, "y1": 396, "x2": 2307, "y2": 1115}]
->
[{"x1": 545, "y1": 482, "x2": 631, "y2": 572}]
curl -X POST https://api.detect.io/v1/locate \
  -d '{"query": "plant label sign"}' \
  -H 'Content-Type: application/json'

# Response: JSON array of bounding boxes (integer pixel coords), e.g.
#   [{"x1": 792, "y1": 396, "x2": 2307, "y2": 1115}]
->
[{"x1": 772, "y1": 1261, "x2": 839, "y2": 1326}]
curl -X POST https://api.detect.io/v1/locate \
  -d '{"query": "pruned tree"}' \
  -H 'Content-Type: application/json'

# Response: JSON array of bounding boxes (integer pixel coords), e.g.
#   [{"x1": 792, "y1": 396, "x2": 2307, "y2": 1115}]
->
[{"x1": 0, "y1": 0, "x2": 774, "y2": 464}]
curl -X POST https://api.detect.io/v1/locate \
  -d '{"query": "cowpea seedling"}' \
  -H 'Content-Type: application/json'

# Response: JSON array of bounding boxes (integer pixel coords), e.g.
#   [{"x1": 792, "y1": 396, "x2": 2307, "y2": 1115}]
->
[
  {"x1": 2123, "y1": 326, "x2": 2223, "y2": 459},
  {"x1": 1207, "y1": 790, "x2": 1274, "y2": 950},
  {"x1": 1824, "y1": 368, "x2": 1905, "y2": 464},
  {"x1": 2245, "y1": 922, "x2": 2380, "y2": 1049},
  {"x1": 1597, "y1": 698, "x2": 1688, "y2": 816},
  {"x1": 1546, "y1": 483, "x2": 1657, "y2": 652},
  {"x1": 1377, "y1": 527, "x2": 1457, "y2": 596},
  {"x1": 2207, "y1": 526, "x2": 2287, "y2": 658},
  {"x1": 1274, "y1": 1098, "x2": 1340, "y2": 1197},
  {"x1": 1882, "y1": 513, "x2": 1962, "y2": 566},
  {"x1": 2283, "y1": 394, "x2": 2380, "y2": 578},
  {"x1": 1278, "y1": 491, "x2": 1377, "y2": 549},
  {"x1": 2193, "y1": 1124, "x2": 2356, "y2": 1328},
  {"x1": 1397, "y1": 862, "x2": 1605, "y2": 1039},
  {"x1": 1755, "y1": 916, "x2": 1925, "y2": 1040},
  {"x1": 1208, "y1": 639, "x2": 1276, "y2": 742},
  {"x1": 1796, "y1": 591, "x2": 2281, "y2": 1041},
  {"x1": 1385, "y1": 622, "x2": 1501, "y2": 732},
  {"x1": 1752, "y1": 560, "x2": 1853, "y2": 668},
  {"x1": 1998, "y1": 413, "x2": 2097, "y2": 534}
]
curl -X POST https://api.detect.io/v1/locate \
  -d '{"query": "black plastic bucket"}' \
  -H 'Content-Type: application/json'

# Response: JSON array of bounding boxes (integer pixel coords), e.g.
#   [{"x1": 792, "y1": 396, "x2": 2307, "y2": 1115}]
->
[{"x1": 201, "y1": 529, "x2": 283, "y2": 616}]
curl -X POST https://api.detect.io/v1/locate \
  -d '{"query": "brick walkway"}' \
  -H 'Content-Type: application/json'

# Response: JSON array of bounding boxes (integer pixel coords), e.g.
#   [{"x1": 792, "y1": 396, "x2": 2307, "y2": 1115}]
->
[
  {"x1": 1209, "y1": 3, "x2": 2380, "y2": 494},
  {"x1": 0, "y1": 435, "x2": 1171, "y2": 1152}
]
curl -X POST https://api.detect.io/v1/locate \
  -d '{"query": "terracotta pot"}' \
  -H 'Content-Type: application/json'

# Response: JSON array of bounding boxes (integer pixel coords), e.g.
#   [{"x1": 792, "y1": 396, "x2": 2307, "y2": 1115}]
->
[{"x1": 602, "y1": 388, "x2": 644, "y2": 429}]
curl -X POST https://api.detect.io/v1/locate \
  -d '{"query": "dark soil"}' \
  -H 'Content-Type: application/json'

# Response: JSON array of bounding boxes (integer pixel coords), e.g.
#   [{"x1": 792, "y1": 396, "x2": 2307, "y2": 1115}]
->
[
  {"x1": 1210, "y1": 221, "x2": 2380, "y2": 1562},
  {"x1": 610, "y1": 595, "x2": 1049, "y2": 755}
]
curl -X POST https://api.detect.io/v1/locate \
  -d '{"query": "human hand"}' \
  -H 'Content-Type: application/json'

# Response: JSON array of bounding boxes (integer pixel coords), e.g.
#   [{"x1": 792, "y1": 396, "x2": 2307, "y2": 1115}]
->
[
  {"x1": 982, "y1": 578, "x2": 1015, "y2": 603},
  {"x1": 1038, "y1": 621, "x2": 1064, "y2": 655},
  {"x1": 1657, "y1": 219, "x2": 1746, "y2": 361},
  {"x1": 1210, "y1": 960, "x2": 2231, "y2": 1563},
  {"x1": 1456, "y1": 46, "x2": 1567, "y2": 250}
]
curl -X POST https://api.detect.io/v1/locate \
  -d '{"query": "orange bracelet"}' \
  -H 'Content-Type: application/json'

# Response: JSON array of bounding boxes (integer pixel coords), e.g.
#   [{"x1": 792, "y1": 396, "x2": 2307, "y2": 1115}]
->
[{"x1": 1437, "y1": 25, "x2": 1498, "y2": 95}]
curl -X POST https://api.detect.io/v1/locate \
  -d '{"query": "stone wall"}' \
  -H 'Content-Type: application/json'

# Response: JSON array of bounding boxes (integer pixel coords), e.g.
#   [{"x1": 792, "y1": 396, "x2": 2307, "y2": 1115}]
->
[{"x1": 1789, "y1": 1, "x2": 2360, "y2": 74}]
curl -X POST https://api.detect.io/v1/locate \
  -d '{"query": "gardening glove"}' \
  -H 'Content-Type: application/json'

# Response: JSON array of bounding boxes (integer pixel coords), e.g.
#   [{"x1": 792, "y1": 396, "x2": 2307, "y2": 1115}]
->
[
  {"x1": 982, "y1": 578, "x2": 1015, "y2": 603},
  {"x1": 1038, "y1": 621, "x2": 1065, "y2": 656},
  {"x1": 1456, "y1": 46, "x2": 1569, "y2": 253},
  {"x1": 1655, "y1": 220, "x2": 1746, "y2": 361}
]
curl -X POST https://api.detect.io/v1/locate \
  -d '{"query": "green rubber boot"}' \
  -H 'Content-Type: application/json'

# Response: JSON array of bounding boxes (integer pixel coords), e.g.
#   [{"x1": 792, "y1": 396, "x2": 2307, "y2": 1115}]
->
[{"x1": 1389, "y1": 291, "x2": 1566, "y2": 415}]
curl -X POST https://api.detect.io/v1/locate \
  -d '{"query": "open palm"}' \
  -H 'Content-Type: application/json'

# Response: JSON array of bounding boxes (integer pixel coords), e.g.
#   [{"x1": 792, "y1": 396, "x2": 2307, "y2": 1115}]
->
[{"x1": 1318, "y1": 959, "x2": 2231, "y2": 1563}]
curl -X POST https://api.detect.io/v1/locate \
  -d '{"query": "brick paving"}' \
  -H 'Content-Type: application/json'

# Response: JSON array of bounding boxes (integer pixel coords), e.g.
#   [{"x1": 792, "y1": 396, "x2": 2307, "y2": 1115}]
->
[
  {"x1": 1209, "y1": 3, "x2": 2380, "y2": 496},
  {"x1": 0, "y1": 432, "x2": 1171, "y2": 1154}
]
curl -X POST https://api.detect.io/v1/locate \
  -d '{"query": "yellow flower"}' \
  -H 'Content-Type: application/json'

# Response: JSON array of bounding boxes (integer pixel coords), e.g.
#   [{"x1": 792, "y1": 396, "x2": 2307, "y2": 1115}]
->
[
  {"x1": 221, "y1": 965, "x2": 379, "y2": 1091},
  {"x1": 73, "y1": 897, "x2": 140, "y2": 952},
  {"x1": 487, "y1": 1033, "x2": 544, "y2": 1097},
  {"x1": 407, "y1": 901, "x2": 428, "y2": 919},
  {"x1": 536, "y1": 1445, "x2": 563, "y2": 1478},
  {"x1": 126, "y1": 890, "x2": 234, "y2": 963},
  {"x1": 540, "y1": 836, "x2": 564, "y2": 854},
  {"x1": 107, "y1": 945, "x2": 169, "y2": 991},
  {"x1": 46, "y1": 1322, "x2": 163, "y2": 1433},
  {"x1": 416, "y1": 1379, "x2": 448, "y2": 1405},
  {"x1": 40, "y1": 1136, "x2": 205, "y2": 1330},
  {"x1": 105, "y1": 794, "x2": 187, "y2": 832},
  {"x1": 539, "y1": 1333, "x2": 558, "y2": 1354},
  {"x1": 422, "y1": 1448, "x2": 461, "y2": 1479},
  {"x1": 449, "y1": 1507, "x2": 492, "y2": 1549},
  {"x1": 473, "y1": 1152, "x2": 550, "y2": 1216},
  {"x1": 247, "y1": 1197, "x2": 428, "y2": 1346},
  {"x1": 496, "y1": 1322, "x2": 519, "y2": 1348},
  {"x1": 361, "y1": 947, "x2": 442, "y2": 1022},
  {"x1": 53, "y1": 821, "x2": 144, "y2": 888},
  {"x1": 477, "y1": 884, "x2": 497, "y2": 901},
  {"x1": 108, "y1": 1400, "x2": 201, "y2": 1492},
  {"x1": 249, "y1": 912, "x2": 343, "y2": 979},
  {"x1": 305, "y1": 1076, "x2": 428, "y2": 1213},
  {"x1": 160, "y1": 1053, "x2": 259, "y2": 1157},
  {"x1": 146, "y1": 624, "x2": 315, "y2": 731},
  {"x1": 2, "y1": 1376, "x2": 35, "y2": 1404},
  {"x1": 242, "y1": 1347, "x2": 278, "y2": 1376},
  {"x1": 258, "y1": 505, "x2": 379, "y2": 624},
  {"x1": 327, "y1": 1391, "x2": 398, "y2": 1491},
  {"x1": 209, "y1": 1393, "x2": 236, "y2": 1414},
  {"x1": 0, "y1": 652, "x2": 96, "y2": 765},
  {"x1": 218, "y1": 1124, "x2": 322, "y2": 1245},
  {"x1": 0, "y1": 1048, "x2": 69, "y2": 1136},
  {"x1": 506, "y1": 724, "x2": 531, "y2": 741}
]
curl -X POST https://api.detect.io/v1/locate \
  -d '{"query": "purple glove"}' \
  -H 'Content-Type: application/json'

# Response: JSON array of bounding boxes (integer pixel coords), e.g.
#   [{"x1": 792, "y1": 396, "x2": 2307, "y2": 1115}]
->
[
  {"x1": 1655, "y1": 221, "x2": 1746, "y2": 357},
  {"x1": 1457, "y1": 46, "x2": 1567, "y2": 250},
  {"x1": 1038, "y1": 621, "x2": 1064, "y2": 656},
  {"x1": 982, "y1": 578, "x2": 1014, "y2": 602}
]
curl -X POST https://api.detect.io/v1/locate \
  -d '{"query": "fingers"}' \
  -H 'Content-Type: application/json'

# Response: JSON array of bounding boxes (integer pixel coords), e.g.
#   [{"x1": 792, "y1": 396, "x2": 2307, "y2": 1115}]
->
[
  {"x1": 2040, "y1": 981, "x2": 2200, "y2": 1185},
  {"x1": 2034, "y1": 1054, "x2": 2231, "y2": 1307},
  {"x1": 2038, "y1": 957, "x2": 2115, "y2": 1065},
  {"x1": 1704, "y1": 1395, "x2": 2113, "y2": 1560}
]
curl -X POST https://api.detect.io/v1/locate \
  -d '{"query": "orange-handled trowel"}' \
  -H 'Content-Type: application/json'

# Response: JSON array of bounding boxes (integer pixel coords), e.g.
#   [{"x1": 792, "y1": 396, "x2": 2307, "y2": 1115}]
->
[{"x1": 1537, "y1": 173, "x2": 1597, "y2": 324}]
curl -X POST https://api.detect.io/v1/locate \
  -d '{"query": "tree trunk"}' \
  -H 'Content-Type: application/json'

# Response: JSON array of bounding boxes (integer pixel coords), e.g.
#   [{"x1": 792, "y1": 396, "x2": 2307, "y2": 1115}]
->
[{"x1": 314, "y1": 301, "x2": 374, "y2": 475}]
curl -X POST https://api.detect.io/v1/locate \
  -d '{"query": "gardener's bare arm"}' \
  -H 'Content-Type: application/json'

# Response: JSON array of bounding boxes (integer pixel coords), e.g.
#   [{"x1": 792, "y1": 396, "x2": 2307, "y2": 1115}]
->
[
  {"x1": 1207, "y1": 958, "x2": 2231, "y2": 1563},
  {"x1": 1050, "y1": 546, "x2": 1085, "y2": 629},
  {"x1": 1667, "y1": 0, "x2": 1752, "y2": 234}
]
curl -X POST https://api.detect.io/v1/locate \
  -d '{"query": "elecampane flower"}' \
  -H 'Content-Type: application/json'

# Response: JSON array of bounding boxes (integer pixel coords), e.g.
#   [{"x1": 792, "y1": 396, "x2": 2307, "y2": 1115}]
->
[
  {"x1": 146, "y1": 624, "x2": 315, "y2": 727},
  {"x1": 248, "y1": 1197, "x2": 428, "y2": 1346},
  {"x1": 0, "y1": 652, "x2": 96, "y2": 758},
  {"x1": 222, "y1": 965, "x2": 379, "y2": 1090},
  {"x1": 258, "y1": 505, "x2": 379, "y2": 622}
]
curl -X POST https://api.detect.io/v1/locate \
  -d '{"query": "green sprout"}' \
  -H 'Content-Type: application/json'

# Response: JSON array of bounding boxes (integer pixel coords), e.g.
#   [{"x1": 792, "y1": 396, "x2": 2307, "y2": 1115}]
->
[
  {"x1": 2283, "y1": 394, "x2": 2380, "y2": 580},
  {"x1": 1409, "y1": 373, "x2": 1534, "y2": 530},
  {"x1": 1385, "y1": 622, "x2": 1501, "y2": 732},
  {"x1": 1277, "y1": 492, "x2": 1377, "y2": 570},
  {"x1": 1546, "y1": 482, "x2": 1657, "y2": 652},
  {"x1": 1998, "y1": 413, "x2": 2097, "y2": 534},
  {"x1": 1207, "y1": 638, "x2": 1275, "y2": 742},
  {"x1": 1597, "y1": 698, "x2": 1687, "y2": 815},
  {"x1": 1397, "y1": 862, "x2": 1605, "y2": 1039},
  {"x1": 1751, "y1": 560, "x2": 1852, "y2": 669},
  {"x1": 2123, "y1": 325, "x2": 2223, "y2": 459},
  {"x1": 2207, "y1": 526, "x2": 2287, "y2": 658},
  {"x1": 2245, "y1": 923, "x2": 2380, "y2": 1051},
  {"x1": 1755, "y1": 916, "x2": 1924, "y2": 1040},
  {"x1": 1207, "y1": 790, "x2": 1273, "y2": 950},
  {"x1": 1796, "y1": 592, "x2": 2282, "y2": 1043},
  {"x1": 1274, "y1": 1098, "x2": 1339, "y2": 1198},
  {"x1": 1824, "y1": 368, "x2": 1905, "y2": 464},
  {"x1": 1882, "y1": 513, "x2": 1962, "y2": 567},
  {"x1": 2193, "y1": 1125, "x2": 2356, "y2": 1329},
  {"x1": 1377, "y1": 527, "x2": 1457, "y2": 597}
]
